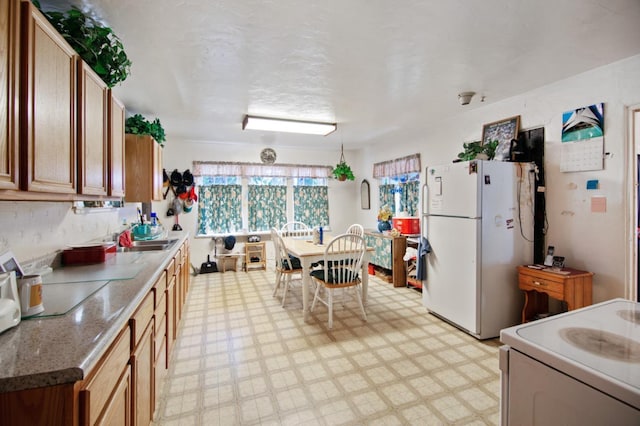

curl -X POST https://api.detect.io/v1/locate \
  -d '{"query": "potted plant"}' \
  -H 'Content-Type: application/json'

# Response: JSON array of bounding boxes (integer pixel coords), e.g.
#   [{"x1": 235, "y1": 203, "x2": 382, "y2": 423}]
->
[
  {"x1": 125, "y1": 114, "x2": 166, "y2": 145},
  {"x1": 332, "y1": 161, "x2": 355, "y2": 181},
  {"x1": 456, "y1": 140, "x2": 499, "y2": 161},
  {"x1": 34, "y1": 1, "x2": 132, "y2": 88},
  {"x1": 331, "y1": 144, "x2": 355, "y2": 181}
]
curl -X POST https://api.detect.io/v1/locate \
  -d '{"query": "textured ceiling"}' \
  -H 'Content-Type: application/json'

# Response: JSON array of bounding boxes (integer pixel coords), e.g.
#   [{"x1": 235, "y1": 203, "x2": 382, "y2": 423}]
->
[{"x1": 41, "y1": 0, "x2": 640, "y2": 149}]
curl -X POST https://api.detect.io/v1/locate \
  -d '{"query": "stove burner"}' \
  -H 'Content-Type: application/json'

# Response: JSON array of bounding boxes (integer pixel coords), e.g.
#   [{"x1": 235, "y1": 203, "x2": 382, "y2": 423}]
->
[
  {"x1": 559, "y1": 327, "x2": 640, "y2": 363},
  {"x1": 617, "y1": 309, "x2": 640, "y2": 325}
]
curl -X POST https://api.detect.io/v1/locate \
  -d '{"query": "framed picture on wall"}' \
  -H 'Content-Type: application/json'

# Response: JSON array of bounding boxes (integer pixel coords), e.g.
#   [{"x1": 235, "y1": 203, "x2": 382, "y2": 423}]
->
[{"x1": 482, "y1": 115, "x2": 520, "y2": 161}]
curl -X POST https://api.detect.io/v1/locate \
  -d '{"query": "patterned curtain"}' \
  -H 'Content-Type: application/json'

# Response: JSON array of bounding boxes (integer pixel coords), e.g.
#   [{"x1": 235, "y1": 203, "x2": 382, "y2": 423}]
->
[
  {"x1": 197, "y1": 185, "x2": 242, "y2": 234},
  {"x1": 294, "y1": 186, "x2": 329, "y2": 228},
  {"x1": 378, "y1": 184, "x2": 395, "y2": 212},
  {"x1": 400, "y1": 181, "x2": 420, "y2": 216},
  {"x1": 248, "y1": 185, "x2": 287, "y2": 231}
]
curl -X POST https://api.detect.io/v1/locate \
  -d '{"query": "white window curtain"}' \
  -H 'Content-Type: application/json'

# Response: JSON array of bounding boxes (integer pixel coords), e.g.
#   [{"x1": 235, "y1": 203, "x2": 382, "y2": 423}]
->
[
  {"x1": 193, "y1": 161, "x2": 331, "y2": 178},
  {"x1": 372, "y1": 153, "x2": 421, "y2": 178}
]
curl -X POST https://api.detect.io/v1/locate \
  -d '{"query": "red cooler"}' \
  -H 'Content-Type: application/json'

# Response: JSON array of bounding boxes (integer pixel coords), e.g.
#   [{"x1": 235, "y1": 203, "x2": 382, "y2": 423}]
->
[{"x1": 392, "y1": 217, "x2": 420, "y2": 235}]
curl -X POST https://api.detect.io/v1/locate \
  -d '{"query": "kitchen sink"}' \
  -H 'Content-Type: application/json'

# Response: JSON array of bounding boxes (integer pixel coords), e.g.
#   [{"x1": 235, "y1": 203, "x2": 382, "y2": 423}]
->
[{"x1": 117, "y1": 238, "x2": 179, "y2": 252}]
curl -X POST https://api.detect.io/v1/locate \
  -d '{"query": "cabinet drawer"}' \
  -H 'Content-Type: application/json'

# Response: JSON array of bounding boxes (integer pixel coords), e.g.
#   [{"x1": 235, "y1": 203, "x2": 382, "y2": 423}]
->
[
  {"x1": 165, "y1": 258, "x2": 175, "y2": 279},
  {"x1": 519, "y1": 274, "x2": 563, "y2": 296},
  {"x1": 79, "y1": 327, "x2": 130, "y2": 426},
  {"x1": 130, "y1": 292, "x2": 154, "y2": 348},
  {"x1": 153, "y1": 270, "x2": 167, "y2": 305},
  {"x1": 155, "y1": 288, "x2": 166, "y2": 320}
]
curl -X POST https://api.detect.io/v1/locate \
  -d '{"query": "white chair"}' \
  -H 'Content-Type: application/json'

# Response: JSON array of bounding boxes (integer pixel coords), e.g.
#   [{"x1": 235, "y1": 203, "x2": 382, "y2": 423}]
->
[
  {"x1": 346, "y1": 223, "x2": 364, "y2": 237},
  {"x1": 310, "y1": 233, "x2": 367, "y2": 329},
  {"x1": 280, "y1": 221, "x2": 311, "y2": 238},
  {"x1": 271, "y1": 227, "x2": 303, "y2": 307}
]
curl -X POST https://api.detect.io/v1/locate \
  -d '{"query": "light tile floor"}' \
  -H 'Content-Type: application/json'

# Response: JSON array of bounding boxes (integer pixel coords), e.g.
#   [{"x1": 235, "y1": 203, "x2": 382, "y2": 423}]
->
[{"x1": 153, "y1": 269, "x2": 502, "y2": 425}]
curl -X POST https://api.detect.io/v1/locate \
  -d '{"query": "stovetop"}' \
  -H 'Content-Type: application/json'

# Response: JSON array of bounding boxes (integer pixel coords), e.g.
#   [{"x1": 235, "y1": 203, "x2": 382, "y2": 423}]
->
[{"x1": 501, "y1": 298, "x2": 640, "y2": 408}]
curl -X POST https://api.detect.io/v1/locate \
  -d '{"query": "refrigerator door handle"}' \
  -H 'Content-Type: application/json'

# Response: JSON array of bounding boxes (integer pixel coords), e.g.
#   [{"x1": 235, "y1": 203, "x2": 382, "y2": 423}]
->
[{"x1": 422, "y1": 183, "x2": 429, "y2": 216}]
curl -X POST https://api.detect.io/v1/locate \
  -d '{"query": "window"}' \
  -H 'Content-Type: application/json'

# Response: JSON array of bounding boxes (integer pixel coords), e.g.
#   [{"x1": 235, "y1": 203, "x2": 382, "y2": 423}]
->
[
  {"x1": 248, "y1": 177, "x2": 287, "y2": 232},
  {"x1": 293, "y1": 178, "x2": 329, "y2": 228},
  {"x1": 373, "y1": 154, "x2": 421, "y2": 216},
  {"x1": 196, "y1": 180, "x2": 242, "y2": 234},
  {"x1": 378, "y1": 173, "x2": 420, "y2": 216},
  {"x1": 193, "y1": 162, "x2": 331, "y2": 235}
]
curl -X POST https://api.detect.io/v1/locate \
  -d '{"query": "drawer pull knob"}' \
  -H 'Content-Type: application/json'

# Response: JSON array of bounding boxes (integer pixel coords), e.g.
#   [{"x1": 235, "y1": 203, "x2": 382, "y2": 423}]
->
[{"x1": 533, "y1": 280, "x2": 546, "y2": 286}]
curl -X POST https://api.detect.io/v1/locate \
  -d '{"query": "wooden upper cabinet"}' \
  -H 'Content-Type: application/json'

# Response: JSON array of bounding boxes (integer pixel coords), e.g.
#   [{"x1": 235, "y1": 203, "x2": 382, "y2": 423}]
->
[
  {"x1": 125, "y1": 134, "x2": 163, "y2": 202},
  {"x1": 21, "y1": 1, "x2": 77, "y2": 194},
  {"x1": 108, "y1": 91, "x2": 125, "y2": 197},
  {"x1": 0, "y1": 0, "x2": 20, "y2": 190},
  {"x1": 77, "y1": 60, "x2": 108, "y2": 196}
]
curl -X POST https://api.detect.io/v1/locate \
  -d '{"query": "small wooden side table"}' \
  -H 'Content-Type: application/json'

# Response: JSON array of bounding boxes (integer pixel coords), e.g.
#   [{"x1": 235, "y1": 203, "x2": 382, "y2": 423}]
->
[{"x1": 517, "y1": 265, "x2": 594, "y2": 323}]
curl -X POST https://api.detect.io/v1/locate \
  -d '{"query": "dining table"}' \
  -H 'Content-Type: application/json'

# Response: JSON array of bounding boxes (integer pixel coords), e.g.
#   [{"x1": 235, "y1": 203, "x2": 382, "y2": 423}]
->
[{"x1": 281, "y1": 233, "x2": 373, "y2": 321}]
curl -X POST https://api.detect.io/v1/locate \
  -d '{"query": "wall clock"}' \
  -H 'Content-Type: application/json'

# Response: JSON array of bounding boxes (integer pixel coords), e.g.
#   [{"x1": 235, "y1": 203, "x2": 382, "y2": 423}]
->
[{"x1": 260, "y1": 148, "x2": 277, "y2": 164}]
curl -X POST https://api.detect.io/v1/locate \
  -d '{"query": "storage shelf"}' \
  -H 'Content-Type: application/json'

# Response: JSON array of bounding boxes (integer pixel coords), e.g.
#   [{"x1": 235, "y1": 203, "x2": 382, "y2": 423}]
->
[{"x1": 244, "y1": 242, "x2": 266, "y2": 271}]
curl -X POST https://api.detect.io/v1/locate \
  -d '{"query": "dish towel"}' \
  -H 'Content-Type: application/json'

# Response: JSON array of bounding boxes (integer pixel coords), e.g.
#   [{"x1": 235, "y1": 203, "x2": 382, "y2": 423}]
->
[
  {"x1": 416, "y1": 237, "x2": 432, "y2": 280},
  {"x1": 118, "y1": 230, "x2": 133, "y2": 248}
]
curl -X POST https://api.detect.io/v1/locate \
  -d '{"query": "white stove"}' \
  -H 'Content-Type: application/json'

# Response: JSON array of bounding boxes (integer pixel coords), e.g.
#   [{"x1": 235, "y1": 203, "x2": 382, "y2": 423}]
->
[{"x1": 499, "y1": 298, "x2": 640, "y2": 425}]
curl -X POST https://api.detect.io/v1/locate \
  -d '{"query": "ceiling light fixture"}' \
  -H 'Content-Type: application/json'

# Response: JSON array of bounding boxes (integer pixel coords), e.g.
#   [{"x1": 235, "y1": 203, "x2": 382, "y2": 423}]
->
[{"x1": 242, "y1": 115, "x2": 337, "y2": 136}]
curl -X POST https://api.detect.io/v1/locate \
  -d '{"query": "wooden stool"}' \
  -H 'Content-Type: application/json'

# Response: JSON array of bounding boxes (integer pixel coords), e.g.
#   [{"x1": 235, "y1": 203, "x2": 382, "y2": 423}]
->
[{"x1": 218, "y1": 254, "x2": 243, "y2": 272}]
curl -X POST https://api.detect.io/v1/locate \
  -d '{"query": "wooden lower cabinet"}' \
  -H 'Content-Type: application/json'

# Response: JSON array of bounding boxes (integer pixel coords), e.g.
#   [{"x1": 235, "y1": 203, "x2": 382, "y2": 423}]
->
[
  {"x1": 99, "y1": 366, "x2": 131, "y2": 426},
  {"x1": 0, "y1": 382, "x2": 78, "y2": 425},
  {"x1": 79, "y1": 327, "x2": 131, "y2": 426},
  {"x1": 166, "y1": 273, "x2": 177, "y2": 360},
  {"x1": 0, "y1": 241, "x2": 190, "y2": 425},
  {"x1": 131, "y1": 321, "x2": 154, "y2": 426}
]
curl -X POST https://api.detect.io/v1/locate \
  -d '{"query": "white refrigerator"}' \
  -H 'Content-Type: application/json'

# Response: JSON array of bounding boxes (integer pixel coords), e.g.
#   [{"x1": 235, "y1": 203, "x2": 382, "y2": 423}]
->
[{"x1": 421, "y1": 160, "x2": 535, "y2": 339}]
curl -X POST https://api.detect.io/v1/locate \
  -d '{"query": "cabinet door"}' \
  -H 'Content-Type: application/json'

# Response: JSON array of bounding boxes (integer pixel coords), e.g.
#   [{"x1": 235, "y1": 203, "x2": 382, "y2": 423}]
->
[
  {"x1": 153, "y1": 140, "x2": 163, "y2": 200},
  {"x1": 108, "y1": 91, "x2": 125, "y2": 197},
  {"x1": 125, "y1": 134, "x2": 163, "y2": 201},
  {"x1": 131, "y1": 320, "x2": 154, "y2": 426},
  {"x1": 166, "y1": 273, "x2": 177, "y2": 360},
  {"x1": 77, "y1": 60, "x2": 107, "y2": 196},
  {"x1": 0, "y1": 0, "x2": 19, "y2": 190},
  {"x1": 97, "y1": 366, "x2": 131, "y2": 426},
  {"x1": 80, "y1": 327, "x2": 131, "y2": 426},
  {"x1": 21, "y1": 2, "x2": 77, "y2": 194}
]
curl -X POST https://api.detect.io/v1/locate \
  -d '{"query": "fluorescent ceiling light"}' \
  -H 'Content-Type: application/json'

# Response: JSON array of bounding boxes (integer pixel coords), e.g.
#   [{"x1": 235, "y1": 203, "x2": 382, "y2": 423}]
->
[{"x1": 242, "y1": 115, "x2": 337, "y2": 136}]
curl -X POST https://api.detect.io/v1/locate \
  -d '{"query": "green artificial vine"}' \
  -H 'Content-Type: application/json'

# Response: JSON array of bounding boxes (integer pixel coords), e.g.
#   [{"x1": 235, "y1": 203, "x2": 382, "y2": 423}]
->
[
  {"x1": 125, "y1": 114, "x2": 166, "y2": 145},
  {"x1": 33, "y1": 0, "x2": 131, "y2": 88},
  {"x1": 457, "y1": 140, "x2": 499, "y2": 161}
]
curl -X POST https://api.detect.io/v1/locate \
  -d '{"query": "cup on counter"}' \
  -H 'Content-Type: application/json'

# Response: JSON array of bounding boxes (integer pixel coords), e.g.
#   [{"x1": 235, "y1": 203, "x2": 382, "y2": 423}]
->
[{"x1": 17, "y1": 274, "x2": 45, "y2": 317}]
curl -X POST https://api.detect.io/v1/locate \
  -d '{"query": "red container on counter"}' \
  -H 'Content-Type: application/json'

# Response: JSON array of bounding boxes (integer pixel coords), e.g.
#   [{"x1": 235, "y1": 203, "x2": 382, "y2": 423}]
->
[
  {"x1": 62, "y1": 243, "x2": 116, "y2": 265},
  {"x1": 392, "y1": 217, "x2": 420, "y2": 235}
]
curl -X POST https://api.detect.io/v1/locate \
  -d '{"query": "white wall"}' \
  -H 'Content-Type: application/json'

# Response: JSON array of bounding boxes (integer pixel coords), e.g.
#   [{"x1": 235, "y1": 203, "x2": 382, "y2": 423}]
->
[{"x1": 1, "y1": 54, "x2": 638, "y2": 303}]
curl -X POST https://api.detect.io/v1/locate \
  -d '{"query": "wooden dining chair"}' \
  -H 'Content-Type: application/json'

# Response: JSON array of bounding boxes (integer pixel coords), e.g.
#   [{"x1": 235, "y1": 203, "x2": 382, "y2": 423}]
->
[
  {"x1": 310, "y1": 233, "x2": 367, "y2": 329},
  {"x1": 312, "y1": 223, "x2": 364, "y2": 269},
  {"x1": 346, "y1": 223, "x2": 364, "y2": 237},
  {"x1": 270, "y1": 227, "x2": 303, "y2": 307},
  {"x1": 280, "y1": 221, "x2": 311, "y2": 238}
]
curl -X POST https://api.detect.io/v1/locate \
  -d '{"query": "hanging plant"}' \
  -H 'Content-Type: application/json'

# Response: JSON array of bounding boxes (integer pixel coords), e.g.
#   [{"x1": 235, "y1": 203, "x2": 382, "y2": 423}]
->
[
  {"x1": 125, "y1": 114, "x2": 166, "y2": 145},
  {"x1": 331, "y1": 144, "x2": 355, "y2": 181},
  {"x1": 34, "y1": 1, "x2": 132, "y2": 88}
]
